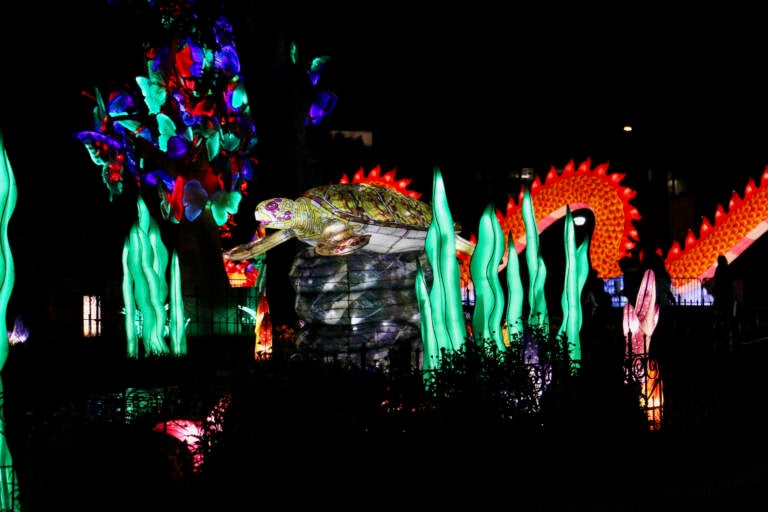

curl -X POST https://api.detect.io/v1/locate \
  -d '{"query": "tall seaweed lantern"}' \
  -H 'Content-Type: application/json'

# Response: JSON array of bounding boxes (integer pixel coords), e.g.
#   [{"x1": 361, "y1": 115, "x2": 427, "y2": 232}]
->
[{"x1": 0, "y1": 129, "x2": 21, "y2": 510}]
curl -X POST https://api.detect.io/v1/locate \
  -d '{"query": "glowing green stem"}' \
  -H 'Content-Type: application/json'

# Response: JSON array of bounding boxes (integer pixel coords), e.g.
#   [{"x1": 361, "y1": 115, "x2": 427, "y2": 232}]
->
[
  {"x1": 470, "y1": 204, "x2": 506, "y2": 351},
  {"x1": 169, "y1": 251, "x2": 187, "y2": 355},
  {"x1": 0, "y1": 130, "x2": 21, "y2": 511},
  {"x1": 505, "y1": 238, "x2": 524, "y2": 341},
  {"x1": 522, "y1": 188, "x2": 548, "y2": 328},
  {"x1": 558, "y1": 207, "x2": 589, "y2": 365},
  {"x1": 425, "y1": 167, "x2": 466, "y2": 352},
  {"x1": 415, "y1": 265, "x2": 439, "y2": 373}
]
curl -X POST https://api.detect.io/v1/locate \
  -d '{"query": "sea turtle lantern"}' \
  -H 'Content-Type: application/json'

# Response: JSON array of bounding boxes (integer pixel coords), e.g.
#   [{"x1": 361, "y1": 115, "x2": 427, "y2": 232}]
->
[{"x1": 224, "y1": 180, "x2": 475, "y2": 260}]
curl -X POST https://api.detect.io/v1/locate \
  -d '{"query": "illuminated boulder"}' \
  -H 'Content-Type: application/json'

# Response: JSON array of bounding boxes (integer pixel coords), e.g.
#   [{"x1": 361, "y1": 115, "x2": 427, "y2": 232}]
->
[{"x1": 289, "y1": 247, "x2": 428, "y2": 372}]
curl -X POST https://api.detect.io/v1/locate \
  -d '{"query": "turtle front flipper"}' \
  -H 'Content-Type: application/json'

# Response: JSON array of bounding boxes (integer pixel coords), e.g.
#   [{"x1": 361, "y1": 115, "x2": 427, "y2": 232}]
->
[{"x1": 223, "y1": 229, "x2": 297, "y2": 260}]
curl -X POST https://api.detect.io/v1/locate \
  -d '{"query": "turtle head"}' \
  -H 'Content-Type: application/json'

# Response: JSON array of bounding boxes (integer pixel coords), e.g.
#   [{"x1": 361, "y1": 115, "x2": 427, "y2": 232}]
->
[{"x1": 254, "y1": 198, "x2": 297, "y2": 229}]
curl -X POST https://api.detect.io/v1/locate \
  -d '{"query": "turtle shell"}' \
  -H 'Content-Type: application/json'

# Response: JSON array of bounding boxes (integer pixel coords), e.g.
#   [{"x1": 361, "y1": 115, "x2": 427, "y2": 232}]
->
[{"x1": 302, "y1": 183, "x2": 432, "y2": 230}]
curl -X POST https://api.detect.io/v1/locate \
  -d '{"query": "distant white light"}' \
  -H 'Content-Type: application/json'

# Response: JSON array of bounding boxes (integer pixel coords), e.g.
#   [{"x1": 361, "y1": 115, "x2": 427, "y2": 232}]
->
[
  {"x1": 520, "y1": 168, "x2": 535, "y2": 181},
  {"x1": 510, "y1": 168, "x2": 535, "y2": 182},
  {"x1": 623, "y1": 125, "x2": 633, "y2": 133}
]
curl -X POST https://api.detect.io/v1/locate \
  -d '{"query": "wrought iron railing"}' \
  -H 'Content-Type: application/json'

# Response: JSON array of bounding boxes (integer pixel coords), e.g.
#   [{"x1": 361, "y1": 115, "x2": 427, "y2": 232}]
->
[{"x1": 604, "y1": 276, "x2": 715, "y2": 307}]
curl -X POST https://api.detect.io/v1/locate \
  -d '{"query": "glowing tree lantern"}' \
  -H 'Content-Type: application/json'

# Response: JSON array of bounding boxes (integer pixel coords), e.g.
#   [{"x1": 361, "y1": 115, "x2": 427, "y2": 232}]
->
[
  {"x1": 77, "y1": 2, "x2": 340, "y2": 348},
  {"x1": 77, "y1": 3, "x2": 258, "y2": 345}
]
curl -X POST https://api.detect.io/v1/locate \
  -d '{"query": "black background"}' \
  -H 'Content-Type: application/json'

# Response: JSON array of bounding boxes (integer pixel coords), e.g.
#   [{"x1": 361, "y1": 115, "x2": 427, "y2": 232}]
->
[{"x1": 2, "y1": 2, "x2": 768, "y2": 314}]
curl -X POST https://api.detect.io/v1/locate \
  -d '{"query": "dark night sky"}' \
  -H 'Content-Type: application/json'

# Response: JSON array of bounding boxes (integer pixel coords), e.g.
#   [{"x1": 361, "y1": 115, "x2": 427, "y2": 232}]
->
[{"x1": 2, "y1": 3, "x2": 768, "y2": 270}]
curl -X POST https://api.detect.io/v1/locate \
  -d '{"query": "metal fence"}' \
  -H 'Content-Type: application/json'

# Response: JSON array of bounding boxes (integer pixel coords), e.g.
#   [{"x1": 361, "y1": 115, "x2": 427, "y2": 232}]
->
[{"x1": 603, "y1": 276, "x2": 714, "y2": 307}]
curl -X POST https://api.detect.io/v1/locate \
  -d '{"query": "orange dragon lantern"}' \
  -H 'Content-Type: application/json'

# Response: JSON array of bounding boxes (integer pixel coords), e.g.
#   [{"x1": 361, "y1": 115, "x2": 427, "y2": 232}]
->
[{"x1": 499, "y1": 159, "x2": 640, "y2": 279}]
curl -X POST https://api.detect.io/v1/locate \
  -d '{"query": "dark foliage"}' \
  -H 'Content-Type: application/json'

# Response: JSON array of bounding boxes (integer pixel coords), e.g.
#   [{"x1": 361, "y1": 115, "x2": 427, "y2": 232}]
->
[{"x1": 7, "y1": 313, "x2": 768, "y2": 510}]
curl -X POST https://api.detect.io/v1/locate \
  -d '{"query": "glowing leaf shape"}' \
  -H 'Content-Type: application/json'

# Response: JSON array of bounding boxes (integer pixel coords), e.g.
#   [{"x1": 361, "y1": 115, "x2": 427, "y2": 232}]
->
[
  {"x1": 636, "y1": 269, "x2": 659, "y2": 336},
  {"x1": 470, "y1": 203, "x2": 506, "y2": 350},
  {"x1": 168, "y1": 250, "x2": 187, "y2": 355},
  {"x1": 306, "y1": 91, "x2": 337, "y2": 126},
  {"x1": 424, "y1": 167, "x2": 467, "y2": 352},
  {"x1": 182, "y1": 180, "x2": 209, "y2": 221},
  {"x1": 220, "y1": 132, "x2": 241, "y2": 153},
  {"x1": 166, "y1": 129, "x2": 193, "y2": 160},
  {"x1": 123, "y1": 197, "x2": 170, "y2": 357},
  {"x1": 522, "y1": 188, "x2": 548, "y2": 328},
  {"x1": 206, "y1": 131, "x2": 222, "y2": 161},
  {"x1": 622, "y1": 303, "x2": 639, "y2": 339},
  {"x1": 635, "y1": 269, "x2": 656, "y2": 332},
  {"x1": 210, "y1": 190, "x2": 242, "y2": 226},
  {"x1": 308, "y1": 55, "x2": 331, "y2": 85},
  {"x1": 0, "y1": 128, "x2": 19, "y2": 512},
  {"x1": 213, "y1": 44, "x2": 240, "y2": 76},
  {"x1": 557, "y1": 207, "x2": 590, "y2": 364},
  {"x1": 156, "y1": 113, "x2": 177, "y2": 153},
  {"x1": 136, "y1": 68, "x2": 167, "y2": 115},
  {"x1": 227, "y1": 81, "x2": 249, "y2": 111},
  {"x1": 505, "y1": 238, "x2": 524, "y2": 339}
]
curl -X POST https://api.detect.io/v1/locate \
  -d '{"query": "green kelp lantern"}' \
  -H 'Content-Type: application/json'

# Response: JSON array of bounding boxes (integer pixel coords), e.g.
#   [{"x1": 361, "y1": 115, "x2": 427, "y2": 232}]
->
[{"x1": 0, "y1": 129, "x2": 21, "y2": 510}]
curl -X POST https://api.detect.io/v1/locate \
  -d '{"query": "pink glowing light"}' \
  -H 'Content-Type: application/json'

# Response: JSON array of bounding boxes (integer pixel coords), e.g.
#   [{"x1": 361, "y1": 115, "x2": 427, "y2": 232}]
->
[{"x1": 153, "y1": 419, "x2": 204, "y2": 471}]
